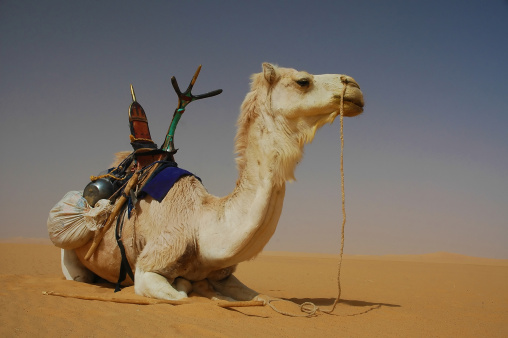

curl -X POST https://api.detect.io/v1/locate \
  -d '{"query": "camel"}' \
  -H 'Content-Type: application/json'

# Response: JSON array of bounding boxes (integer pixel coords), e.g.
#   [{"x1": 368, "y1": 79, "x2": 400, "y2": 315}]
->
[{"x1": 62, "y1": 63, "x2": 364, "y2": 302}]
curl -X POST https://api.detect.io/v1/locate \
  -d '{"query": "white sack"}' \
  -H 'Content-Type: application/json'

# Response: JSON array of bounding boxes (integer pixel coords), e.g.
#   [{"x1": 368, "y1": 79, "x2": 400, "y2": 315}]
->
[{"x1": 47, "y1": 191, "x2": 112, "y2": 249}]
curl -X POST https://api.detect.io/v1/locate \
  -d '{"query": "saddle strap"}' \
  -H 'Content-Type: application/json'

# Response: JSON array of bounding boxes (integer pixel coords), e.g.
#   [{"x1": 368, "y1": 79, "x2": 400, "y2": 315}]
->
[{"x1": 114, "y1": 205, "x2": 134, "y2": 292}]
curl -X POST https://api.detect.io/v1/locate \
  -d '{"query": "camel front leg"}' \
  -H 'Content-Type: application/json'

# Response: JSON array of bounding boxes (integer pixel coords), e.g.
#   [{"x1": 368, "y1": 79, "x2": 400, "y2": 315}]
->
[
  {"x1": 208, "y1": 274, "x2": 262, "y2": 302},
  {"x1": 192, "y1": 280, "x2": 236, "y2": 301},
  {"x1": 134, "y1": 267, "x2": 189, "y2": 300}
]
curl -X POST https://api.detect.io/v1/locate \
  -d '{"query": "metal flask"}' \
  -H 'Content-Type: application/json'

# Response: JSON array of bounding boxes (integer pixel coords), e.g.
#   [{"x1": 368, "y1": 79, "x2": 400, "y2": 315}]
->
[{"x1": 83, "y1": 178, "x2": 114, "y2": 207}]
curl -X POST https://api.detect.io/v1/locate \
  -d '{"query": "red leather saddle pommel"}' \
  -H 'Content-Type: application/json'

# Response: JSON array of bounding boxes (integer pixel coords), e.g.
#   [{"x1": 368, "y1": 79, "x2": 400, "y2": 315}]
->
[{"x1": 128, "y1": 84, "x2": 157, "y2": 150}]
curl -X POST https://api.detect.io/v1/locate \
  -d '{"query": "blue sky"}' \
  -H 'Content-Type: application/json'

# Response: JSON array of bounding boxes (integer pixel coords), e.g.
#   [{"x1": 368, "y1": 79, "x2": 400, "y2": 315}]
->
[{"x1": 1, "y1": 0, "x2": 507, "y2": 258}]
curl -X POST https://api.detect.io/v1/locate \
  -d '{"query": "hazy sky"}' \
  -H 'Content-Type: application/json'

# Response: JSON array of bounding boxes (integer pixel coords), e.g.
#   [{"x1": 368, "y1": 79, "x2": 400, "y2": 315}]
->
[{"x1": 1, "y1": 0, "x2": 507, "y2": 258}]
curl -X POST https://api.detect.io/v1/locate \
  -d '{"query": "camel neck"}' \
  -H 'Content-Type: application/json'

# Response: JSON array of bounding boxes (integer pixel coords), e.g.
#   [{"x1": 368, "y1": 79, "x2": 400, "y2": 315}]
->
[
  {"x1": 200, "y1": 110, "x2": 295, "y2": 267},
  {"x1": 225, "y1": 120, "x2": 288, "y2": 263}
]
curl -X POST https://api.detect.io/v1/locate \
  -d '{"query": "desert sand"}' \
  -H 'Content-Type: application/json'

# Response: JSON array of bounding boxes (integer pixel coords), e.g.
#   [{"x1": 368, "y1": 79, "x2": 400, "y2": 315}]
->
[{"x1": 1, "y1": 240, "x2": 507, "y2": 337}]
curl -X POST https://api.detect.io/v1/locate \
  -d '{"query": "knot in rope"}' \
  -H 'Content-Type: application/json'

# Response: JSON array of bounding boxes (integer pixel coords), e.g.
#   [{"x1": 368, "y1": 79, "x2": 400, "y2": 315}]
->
[{"x1": 267, "y1": 299, "x2": 319, "y2": 317}]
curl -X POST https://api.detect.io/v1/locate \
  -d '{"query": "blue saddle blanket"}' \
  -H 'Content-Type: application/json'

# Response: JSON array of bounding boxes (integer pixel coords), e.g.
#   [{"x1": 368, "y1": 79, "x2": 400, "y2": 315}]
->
[{"x1": 140, "y1": 166, "x2": 200, "y2": 202}]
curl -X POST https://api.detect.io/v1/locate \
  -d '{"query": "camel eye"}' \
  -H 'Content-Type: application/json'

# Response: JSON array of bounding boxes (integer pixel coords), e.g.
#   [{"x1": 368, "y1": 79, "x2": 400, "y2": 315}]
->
[{"x1": 296, "y1": 78, "x2": 310, "y2": 87}]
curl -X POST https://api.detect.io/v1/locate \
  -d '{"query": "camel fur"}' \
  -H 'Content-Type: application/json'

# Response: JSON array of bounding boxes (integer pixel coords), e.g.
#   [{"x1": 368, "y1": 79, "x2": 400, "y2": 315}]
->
[{"x1": 63, "y1": 63, "x2": 364, "y2": 302}]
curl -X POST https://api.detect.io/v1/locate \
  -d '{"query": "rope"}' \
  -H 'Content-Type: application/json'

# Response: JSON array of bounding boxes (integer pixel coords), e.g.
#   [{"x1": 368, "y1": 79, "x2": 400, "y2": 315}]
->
[
  {"x1": 267, "y1": 299, "x2": 319, "y2": 317},
  {"x1": 321, "y1": 76, "x2": 348, "y2": 314},
  {"x1": 42, "y1": 291, "x2": 264, "y2": 308},
  {"x1": 90, "y1": 172, "x2": 124, "y2": 182},
  {"x1": 42, "y1": 291, "x2": 190, "y2": 305},
  {"x1": 130, "y1": 134, "x2": 155, "y2": 144},
  {"x1": 265, "y1": 77, "x2": 349, "y2": 317},
  {"x1": 90, "y1": 154, "x2": 134, "y2": 182}
]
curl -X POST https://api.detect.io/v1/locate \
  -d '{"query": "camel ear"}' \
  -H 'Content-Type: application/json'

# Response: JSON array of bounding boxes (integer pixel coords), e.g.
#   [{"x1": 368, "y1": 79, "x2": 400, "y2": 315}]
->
[{"x1": 262, "y1": 63, "x2": 279, "y2": 84}]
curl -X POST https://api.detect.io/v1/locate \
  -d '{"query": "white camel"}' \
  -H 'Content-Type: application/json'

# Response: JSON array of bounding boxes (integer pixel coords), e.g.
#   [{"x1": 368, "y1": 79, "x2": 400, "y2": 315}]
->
[{"x1": 63, "y1": 63, "x2": 364, "y2": 302}]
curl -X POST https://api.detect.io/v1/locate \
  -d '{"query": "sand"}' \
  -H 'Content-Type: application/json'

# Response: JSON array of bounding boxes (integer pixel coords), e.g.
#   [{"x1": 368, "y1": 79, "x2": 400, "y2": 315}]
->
[{"x1": 1, "y1": 241, "x2": 507, "y2": 337}]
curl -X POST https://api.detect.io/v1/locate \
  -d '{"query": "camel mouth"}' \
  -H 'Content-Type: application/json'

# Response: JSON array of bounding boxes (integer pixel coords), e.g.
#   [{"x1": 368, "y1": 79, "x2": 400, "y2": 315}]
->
[
  {"x1": 344, "y1": 98, "x2": 364, "y2": 109},
  {"x1": 339, "y1": 96, "x2": 364, "y2": 117},
  {"x1": 334, "y1": 89, "x2": 364, "y2": 110}
]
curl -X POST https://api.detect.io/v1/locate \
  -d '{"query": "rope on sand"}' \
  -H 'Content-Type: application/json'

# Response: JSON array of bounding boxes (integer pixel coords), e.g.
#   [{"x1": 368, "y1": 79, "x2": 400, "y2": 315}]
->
[{"x1": 42, "y1": 291, "x2": 264, "y2": 308}]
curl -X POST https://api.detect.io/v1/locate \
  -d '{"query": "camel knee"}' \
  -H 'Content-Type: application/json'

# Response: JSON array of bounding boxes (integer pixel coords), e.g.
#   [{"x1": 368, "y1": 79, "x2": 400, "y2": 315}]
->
[{"x1": 206, "y1": 266, "x2": 236, "y2": 282}]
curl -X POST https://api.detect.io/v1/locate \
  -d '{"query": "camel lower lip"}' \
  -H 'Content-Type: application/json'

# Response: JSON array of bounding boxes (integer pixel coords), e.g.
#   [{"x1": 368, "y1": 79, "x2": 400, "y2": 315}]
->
[
  {"x1": 344, "y1": 100, "x2": 364, "y2": 110},
  {"x1": 336, "y1": 94, "x2": 364, "y2": 110},
  {"x1": 341, "y1": 101, "x2": 364, "y2": 117}
]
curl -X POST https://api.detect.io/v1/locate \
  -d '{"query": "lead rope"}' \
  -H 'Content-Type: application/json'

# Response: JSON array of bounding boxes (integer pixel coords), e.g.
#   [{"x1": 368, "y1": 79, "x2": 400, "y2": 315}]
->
[
  {"x1": 320, "y1": 76, "x2": 349, "y2": 314},
  {"x1": 267, "y1": 77, "x2": 349, "y2": 317}
]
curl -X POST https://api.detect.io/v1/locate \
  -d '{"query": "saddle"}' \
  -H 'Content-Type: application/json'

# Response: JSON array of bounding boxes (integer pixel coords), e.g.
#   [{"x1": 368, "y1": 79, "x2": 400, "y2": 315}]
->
[{"x1": 83, "y1": 66, "x2": 222, "y2": 288}]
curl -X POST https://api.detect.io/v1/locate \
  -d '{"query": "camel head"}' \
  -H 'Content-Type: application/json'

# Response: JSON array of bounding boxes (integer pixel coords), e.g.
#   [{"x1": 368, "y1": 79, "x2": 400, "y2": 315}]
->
[
  {"x1": 246, "y1": 63, "x2": 364, "y2": 144},
  {"x1": 263, "y1": 63, "x2": 364, "y2": 119},
  {"x1": 236, "y1": 63, "x2": 364, "y2": 185}
]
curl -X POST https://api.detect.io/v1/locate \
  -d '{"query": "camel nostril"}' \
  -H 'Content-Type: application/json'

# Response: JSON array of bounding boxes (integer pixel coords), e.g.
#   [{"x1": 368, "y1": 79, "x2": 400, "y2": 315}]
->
[{"x1": 340, "y1": 76, "x2": 360, "y2": 89}]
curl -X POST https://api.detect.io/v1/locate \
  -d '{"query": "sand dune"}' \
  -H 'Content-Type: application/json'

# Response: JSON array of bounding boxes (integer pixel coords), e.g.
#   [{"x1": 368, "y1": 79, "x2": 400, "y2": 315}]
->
[{"x1": 1, "y1": 241, "x2": 507, "y2": 337}]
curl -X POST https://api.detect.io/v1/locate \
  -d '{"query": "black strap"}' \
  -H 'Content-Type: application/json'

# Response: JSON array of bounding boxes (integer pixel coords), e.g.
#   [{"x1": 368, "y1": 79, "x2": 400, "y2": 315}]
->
[
  {"x1": 131, "y1": 141, "x2": 158, "y2": 150},
  {"x1": 134, "y1": 148, "x2": 175, "y2": 158},
  {"x1": 114, "y1": 205, "x2": 134, "y2": 292}
]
